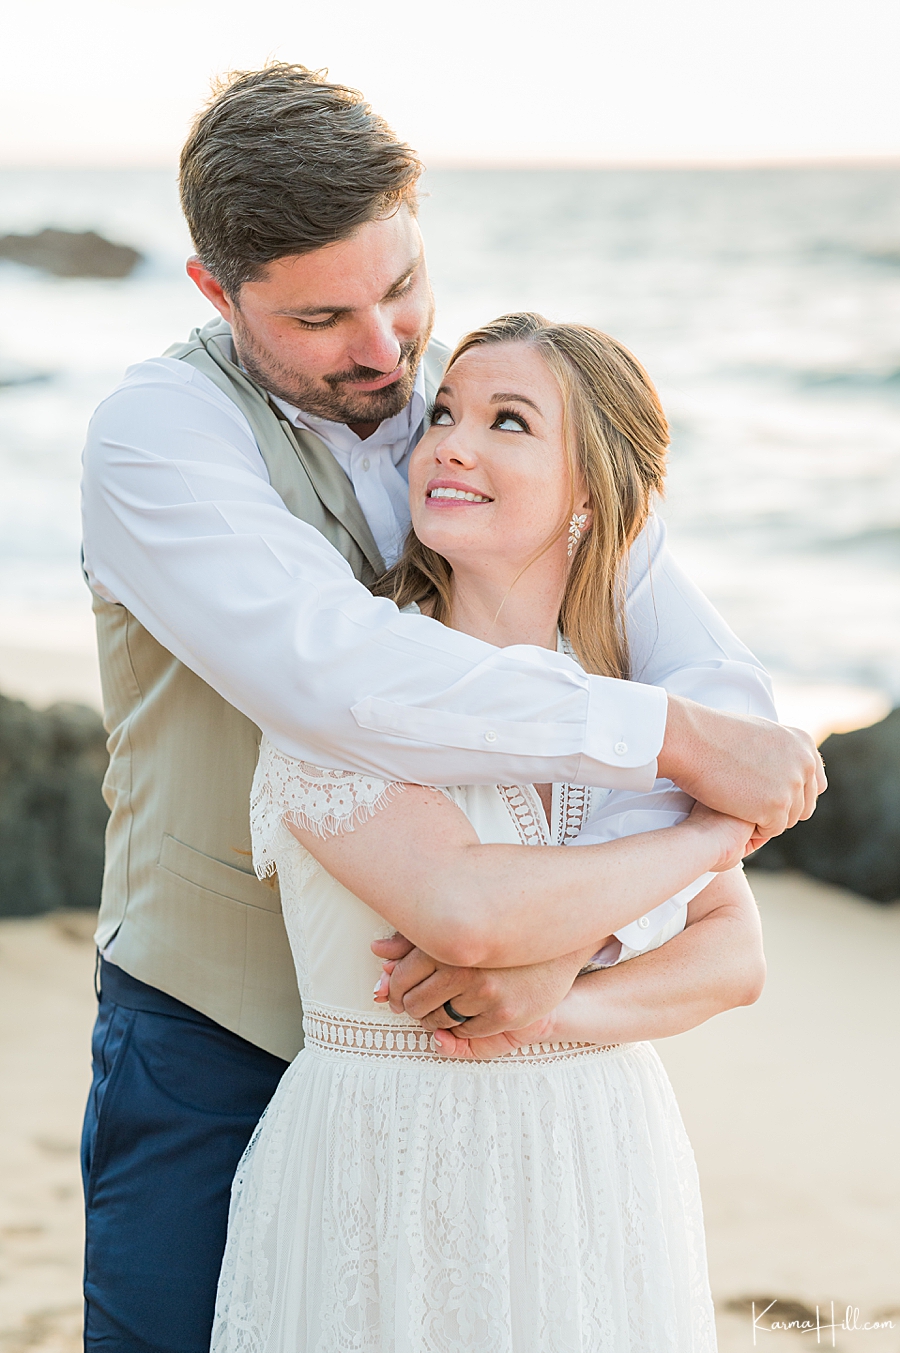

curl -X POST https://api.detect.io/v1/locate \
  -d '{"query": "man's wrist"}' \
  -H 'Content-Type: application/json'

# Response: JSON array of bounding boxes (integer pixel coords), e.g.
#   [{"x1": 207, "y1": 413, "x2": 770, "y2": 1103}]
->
[{"x1": 656, "y1": 692, "x2": 690, "y2": 784}]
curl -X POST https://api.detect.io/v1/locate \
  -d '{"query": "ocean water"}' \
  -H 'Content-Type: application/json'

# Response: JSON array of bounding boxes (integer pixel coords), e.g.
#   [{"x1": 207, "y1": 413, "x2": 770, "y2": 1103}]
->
[{"x1": 0, "y1": 165, "x2": 898, "y2": 705}]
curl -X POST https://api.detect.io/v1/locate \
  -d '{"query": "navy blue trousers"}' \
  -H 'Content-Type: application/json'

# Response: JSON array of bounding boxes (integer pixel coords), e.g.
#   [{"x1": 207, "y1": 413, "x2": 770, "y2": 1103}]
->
[{"x1": 81, "y1": 959, "x2": 288, "y2": 1353}]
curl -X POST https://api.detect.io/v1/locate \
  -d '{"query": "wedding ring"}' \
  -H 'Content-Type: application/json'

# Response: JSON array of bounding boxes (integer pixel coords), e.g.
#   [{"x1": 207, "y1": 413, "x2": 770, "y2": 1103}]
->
[{"x1": 443, "y1": 1000, "x2": 470, "y2": 1024}]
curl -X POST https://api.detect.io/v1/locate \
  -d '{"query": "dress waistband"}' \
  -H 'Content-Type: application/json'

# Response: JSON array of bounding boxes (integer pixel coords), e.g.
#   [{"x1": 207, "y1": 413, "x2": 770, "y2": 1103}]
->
[{"x1": 302, "y1": 1004, "x2": 621, "y2": 1064}]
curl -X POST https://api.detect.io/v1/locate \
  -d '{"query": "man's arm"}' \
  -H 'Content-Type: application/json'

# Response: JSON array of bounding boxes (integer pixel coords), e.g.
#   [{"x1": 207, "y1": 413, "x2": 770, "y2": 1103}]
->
[
  {"x1": 82, "y1": 362, "x2": 822, "y2": 822},
  {"x1": 82, "y1": 360, "x2": 664, "y2": 789},
  {"x1": 624, "y1": 513, "x2": 776, "y2": 717},
  {"x1": 620, "y1": 516, "x2": 824, "y2": 838}
]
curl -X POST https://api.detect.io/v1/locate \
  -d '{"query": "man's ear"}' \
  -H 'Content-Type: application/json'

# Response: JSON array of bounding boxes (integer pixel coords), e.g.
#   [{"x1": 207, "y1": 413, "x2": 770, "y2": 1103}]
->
[{"x1": 186, "y1": 256, "x2": 236, "y2": 323}]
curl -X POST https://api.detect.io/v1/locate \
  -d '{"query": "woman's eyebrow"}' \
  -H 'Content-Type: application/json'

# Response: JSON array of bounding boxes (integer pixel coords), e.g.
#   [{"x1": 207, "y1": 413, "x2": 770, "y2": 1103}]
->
[{"x1": 489, "y1": 392, "x2": 542, "y2": 415}]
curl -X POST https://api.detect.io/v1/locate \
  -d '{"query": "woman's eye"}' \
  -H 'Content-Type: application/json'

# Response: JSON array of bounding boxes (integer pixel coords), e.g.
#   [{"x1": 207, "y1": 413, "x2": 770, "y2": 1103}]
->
[
  {"x1": 494, "y1": 412, "x2": 529, "y2": 433},
  {"x1": 432, "y1": 407, "x2": 454, "y2": 426}
]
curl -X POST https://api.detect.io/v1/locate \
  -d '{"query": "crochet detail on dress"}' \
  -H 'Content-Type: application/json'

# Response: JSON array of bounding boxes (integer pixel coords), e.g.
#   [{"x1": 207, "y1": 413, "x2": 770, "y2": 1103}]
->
[
  {"x1": 303, "y1": 1003, "x2": 621, "y2": 1063},
  {"x1": 497, "y1": 785, "x2": 550, "y2": 846},
  {"x1": 557, "y1": 783, "x2": 590, "y2": 844},
  {"x1": 250, "y1": 737, "x2": 404, "y2": 877}
]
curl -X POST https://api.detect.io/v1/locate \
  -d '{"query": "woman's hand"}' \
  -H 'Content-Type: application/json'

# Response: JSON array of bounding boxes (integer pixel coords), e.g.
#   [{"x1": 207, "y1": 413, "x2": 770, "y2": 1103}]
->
[
  {"x1": 686, "y1": 801, "x2": 757, "y2": 870},
  {"x1": 371, "y1": 934, "x2": 597, "y2": 1037}
]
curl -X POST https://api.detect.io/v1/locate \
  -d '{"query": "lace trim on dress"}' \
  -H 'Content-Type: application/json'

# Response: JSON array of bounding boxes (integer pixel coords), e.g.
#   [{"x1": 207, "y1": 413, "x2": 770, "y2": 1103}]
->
[
  {"x1": 303, "y1": 1002, "x2": 622, "y2": 1063},
  {"x1": 250, "y1": 737, "x2": 404, "y2": 878},
  {"x1": 556, "y1": 783, "x2": 590, "y2": 844},
  {"x1": 498, "y1": 782, "x2": 590, "y2": 848},
  {"x1": 497, "y1": 785, "x2": 550, "y2": 846}
]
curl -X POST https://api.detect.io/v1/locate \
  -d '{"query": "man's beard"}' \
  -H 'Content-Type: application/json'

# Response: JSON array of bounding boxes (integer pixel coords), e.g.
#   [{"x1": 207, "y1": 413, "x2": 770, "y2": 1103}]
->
[{"x1": 232, "y1": 313, "x2": 434, "y2": 425}]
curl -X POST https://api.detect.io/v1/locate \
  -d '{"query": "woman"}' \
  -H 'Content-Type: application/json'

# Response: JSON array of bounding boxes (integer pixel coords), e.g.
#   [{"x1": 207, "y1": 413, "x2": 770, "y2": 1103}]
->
[{"x1": 212, "y1": 314, "x2": 765, "y2": 1352}]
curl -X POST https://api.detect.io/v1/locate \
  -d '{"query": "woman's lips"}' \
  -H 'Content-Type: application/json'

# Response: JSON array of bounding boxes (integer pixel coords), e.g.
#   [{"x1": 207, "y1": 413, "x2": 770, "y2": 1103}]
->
[{"x1": 425, "y1": 482, "x2": 493, "y2": 505}]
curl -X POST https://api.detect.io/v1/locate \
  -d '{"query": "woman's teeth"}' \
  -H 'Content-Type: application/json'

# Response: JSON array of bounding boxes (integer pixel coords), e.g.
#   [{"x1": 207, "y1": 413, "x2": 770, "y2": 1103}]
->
[{"x1": 428, "y1": 487, "x2": 491, "y2": 502}]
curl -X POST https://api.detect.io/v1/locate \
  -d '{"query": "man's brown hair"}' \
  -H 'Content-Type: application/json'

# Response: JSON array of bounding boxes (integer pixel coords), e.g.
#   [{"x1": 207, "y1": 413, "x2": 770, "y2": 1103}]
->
[{"x1": 180, "y1": 63, "x2": 423, "y2": 298}]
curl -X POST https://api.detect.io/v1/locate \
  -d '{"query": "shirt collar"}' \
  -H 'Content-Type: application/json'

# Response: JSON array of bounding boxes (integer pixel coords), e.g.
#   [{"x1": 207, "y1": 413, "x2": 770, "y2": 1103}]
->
[{"x1": 270, "y1": 360, "x2": 427, "y2": 467}]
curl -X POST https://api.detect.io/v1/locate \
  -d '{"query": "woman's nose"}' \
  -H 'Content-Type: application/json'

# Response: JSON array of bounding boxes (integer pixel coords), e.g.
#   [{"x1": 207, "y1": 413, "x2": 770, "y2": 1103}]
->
[{"x1": 433, "y1": 426, "x2": 477, "y2": 468}]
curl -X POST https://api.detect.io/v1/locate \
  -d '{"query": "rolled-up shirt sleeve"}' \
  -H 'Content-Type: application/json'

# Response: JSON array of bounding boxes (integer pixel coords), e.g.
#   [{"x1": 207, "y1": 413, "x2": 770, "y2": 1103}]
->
[
  {"x1": 82, "y1": 359, "x2": 669, "y2": 789},
  {"x1": 623, "y1": 513, "x2": 777, "y2": 719},
  {"x1": 565, "y1": 518, "x2": 775, "y2": 933}
]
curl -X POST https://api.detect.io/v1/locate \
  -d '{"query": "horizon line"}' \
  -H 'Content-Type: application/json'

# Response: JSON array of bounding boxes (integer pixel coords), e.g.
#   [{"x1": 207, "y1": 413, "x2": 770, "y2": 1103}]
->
[{"x1": 2, "y1": 153, "x2": 900, "y2": 173}]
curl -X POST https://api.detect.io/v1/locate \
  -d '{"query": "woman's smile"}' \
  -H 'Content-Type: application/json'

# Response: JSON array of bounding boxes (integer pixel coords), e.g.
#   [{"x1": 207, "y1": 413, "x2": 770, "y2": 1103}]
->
[{"x1": 425, "y1": 478, "x2": 494, "y2": 506}]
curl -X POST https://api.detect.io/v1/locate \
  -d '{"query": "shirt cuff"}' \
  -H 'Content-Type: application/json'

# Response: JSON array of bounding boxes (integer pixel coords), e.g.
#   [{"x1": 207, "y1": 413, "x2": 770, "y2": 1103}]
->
[
  {"x1": 579, "y1": 676, "x2": 668, "y2": 791},
  {"x1": 613, "y1": 872, "x2": 715, "y2": 950}
]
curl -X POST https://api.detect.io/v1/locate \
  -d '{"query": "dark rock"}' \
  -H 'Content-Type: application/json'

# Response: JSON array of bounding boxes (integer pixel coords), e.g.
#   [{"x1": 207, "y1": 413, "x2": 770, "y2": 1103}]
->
[
  {"x1": 748, "y1": 707, "x2": 900, "y2": 903},
  {"x1": 0, "y1": 356, "x2": 51, "y2": 388},
  {"x1": 0, "y1": 692, "x2": 109, "y2": 917},
  {"x1": 0, "y1": 228, "x2": 142, "y2": 279}
]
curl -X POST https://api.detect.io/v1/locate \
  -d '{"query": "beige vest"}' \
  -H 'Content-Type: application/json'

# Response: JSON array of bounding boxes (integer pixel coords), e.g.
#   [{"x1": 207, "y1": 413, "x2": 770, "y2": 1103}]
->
[{"x1": 94, "y1": 317, "x2": 448, "y2": 1061}]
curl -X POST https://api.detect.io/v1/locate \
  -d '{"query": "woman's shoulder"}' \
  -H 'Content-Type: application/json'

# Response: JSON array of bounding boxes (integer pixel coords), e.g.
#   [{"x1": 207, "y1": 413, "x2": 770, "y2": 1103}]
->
[
  {"x1": 250, "y1": 737, "x2": 404, "y2": 877},
  {"x1": 250, "y1": 738, "x2": 531, "y2": 864},
  {"x1": 253, "y1": 737, "x2": 403, "y2": 831}
]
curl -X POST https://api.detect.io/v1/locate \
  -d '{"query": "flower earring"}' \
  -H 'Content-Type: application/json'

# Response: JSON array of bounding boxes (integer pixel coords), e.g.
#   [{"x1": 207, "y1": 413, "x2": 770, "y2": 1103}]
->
[{"x1": 567, "y1": 512, "x2": 588, "y2": 558}]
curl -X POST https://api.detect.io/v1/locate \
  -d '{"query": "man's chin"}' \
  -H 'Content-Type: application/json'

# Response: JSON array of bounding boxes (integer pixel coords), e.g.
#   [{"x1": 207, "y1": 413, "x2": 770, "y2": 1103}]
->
[{"x1": 329, "y1": 374, "x2": 417, "y2": 425}]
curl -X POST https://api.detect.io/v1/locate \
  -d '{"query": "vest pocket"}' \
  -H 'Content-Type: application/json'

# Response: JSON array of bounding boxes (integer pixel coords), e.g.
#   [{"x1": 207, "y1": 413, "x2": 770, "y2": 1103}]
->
[{"x1": 157, "y1": 834, "x2": 280, "y2": 912}]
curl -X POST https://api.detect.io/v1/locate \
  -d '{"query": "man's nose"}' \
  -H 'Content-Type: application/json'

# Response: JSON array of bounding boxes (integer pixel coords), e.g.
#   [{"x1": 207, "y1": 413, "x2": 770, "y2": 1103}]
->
[{"x1": 350, "y1": 310, "x2": 403, "y2": 374}]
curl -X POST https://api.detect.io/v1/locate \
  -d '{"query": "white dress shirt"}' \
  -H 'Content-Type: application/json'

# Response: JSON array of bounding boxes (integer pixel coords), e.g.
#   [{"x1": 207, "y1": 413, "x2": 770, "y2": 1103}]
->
[
  {"x1": 270, "y1": 361, "x2": 426, "y2": 569},
  {"x1": 81, "y1": 351, "x2": 776, "y2": 796}
]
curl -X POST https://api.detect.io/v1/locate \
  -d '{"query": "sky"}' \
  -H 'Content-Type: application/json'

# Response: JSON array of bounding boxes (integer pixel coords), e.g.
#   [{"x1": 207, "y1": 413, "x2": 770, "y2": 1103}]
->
[{"x1": 2, "y1": 0, "x2": 900, "y2": 166}]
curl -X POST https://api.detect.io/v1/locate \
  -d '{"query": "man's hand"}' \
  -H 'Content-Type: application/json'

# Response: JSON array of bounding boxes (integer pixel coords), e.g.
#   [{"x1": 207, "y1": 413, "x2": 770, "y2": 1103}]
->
[
  {"x1": 658, "y1": 696, "x2": 826, "y2": 840},
  {"x1": 371, "y1": 934, "x2": 596, "y2": 1039}
]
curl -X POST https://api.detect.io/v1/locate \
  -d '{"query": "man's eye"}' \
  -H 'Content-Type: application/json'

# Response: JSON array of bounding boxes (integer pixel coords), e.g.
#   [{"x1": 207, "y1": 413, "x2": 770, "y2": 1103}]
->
[
  {"x1": 494, "y1": 411, "x2": 529, "y2": 433},
  {"x1": 432, "y1": 407, "x2": 454, "y2": 426},
  {"x1": 297, "y1": 316, "x2": 338, "y2": 331}
]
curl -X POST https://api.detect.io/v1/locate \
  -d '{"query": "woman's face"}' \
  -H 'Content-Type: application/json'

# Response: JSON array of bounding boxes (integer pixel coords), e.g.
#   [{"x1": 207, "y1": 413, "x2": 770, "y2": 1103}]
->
[{"x1": 409, "y1": 341, "x2": 589, "y2": 578}]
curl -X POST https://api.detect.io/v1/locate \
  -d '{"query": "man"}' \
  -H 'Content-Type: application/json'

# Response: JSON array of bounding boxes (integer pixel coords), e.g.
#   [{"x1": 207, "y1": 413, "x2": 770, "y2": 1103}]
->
[{"x1": 80, "y1": 63, "x2": 823, "y2": 1352}]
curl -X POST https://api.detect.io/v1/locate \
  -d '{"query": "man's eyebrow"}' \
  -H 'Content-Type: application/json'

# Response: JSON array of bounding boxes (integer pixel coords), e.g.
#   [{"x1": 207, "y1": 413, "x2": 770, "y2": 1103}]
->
[
  {"x1": 489, "y1": 391, "x2": 543, "y2": 415},
  {"x1": 381, "y1": 251, "x2": 422, "y2": 299},
  {"x1": 277, "y1": 303, "x2": 354, "y2": 319},
  {"x1": 276, "y1": 252, "x2": 423, "y2": 320}
]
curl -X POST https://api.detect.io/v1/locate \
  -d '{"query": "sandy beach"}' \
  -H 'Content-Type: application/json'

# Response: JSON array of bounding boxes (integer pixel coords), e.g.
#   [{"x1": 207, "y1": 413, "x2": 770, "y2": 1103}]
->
[{"x1": 1, "y1": 873, "x2": 898, "y2": 1353}]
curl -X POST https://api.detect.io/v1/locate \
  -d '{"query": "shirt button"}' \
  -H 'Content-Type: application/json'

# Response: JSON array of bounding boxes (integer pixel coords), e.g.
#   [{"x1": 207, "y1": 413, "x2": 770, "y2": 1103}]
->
[
  {"x1": 614, "y1": 741, "x2": 628, "y2": 755},
  {"x1": 362, "y1": 458, "x2": 370, "y2": 471},
  {"x1": 638, "y1": 916, "x2": 650, "y2": 929},
  {"x1": 484, "y1": 730, "x2": 497, "y2": 743}
]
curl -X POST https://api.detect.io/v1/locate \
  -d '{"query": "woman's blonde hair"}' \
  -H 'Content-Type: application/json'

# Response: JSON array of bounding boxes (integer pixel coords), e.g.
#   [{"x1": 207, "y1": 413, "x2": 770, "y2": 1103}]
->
[{"x1": 373, "y1": 312, "x2": 669, "y2": 678}]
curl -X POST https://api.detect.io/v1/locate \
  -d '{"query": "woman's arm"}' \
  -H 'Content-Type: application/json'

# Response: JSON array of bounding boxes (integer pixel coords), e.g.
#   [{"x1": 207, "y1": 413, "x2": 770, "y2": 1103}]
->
[
  {"x1": 429, "y1": 868, "x2": 765, "y2": 1060},
  {"x1": 287, "y1": 785, "x2": 752, "y2": 969},
  {"x1": 550, "y1": 867, "x2": 765, "y2": 1042}
]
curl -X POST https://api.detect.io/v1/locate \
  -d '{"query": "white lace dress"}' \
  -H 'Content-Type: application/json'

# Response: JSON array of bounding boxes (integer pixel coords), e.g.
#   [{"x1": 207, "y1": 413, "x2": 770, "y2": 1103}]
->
[{"x1": 211, "y1": 744, "x2": 718, "y2": 1353}]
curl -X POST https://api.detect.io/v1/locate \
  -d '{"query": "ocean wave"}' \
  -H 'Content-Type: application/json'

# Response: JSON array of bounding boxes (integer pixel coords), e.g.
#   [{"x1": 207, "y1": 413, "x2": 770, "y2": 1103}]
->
[
  {"x1": 719, "y1": 362, "x2": 900, "y2": 394},
  {"x1": 796, "y1": 368, "x2": 900, "y2": 392}
]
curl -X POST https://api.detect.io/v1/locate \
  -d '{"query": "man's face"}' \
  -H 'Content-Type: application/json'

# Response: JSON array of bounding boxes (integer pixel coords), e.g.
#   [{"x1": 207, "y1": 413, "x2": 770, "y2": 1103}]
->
[{"x1": 190, "y1": 205, "x2": 435, "y2": 426}]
